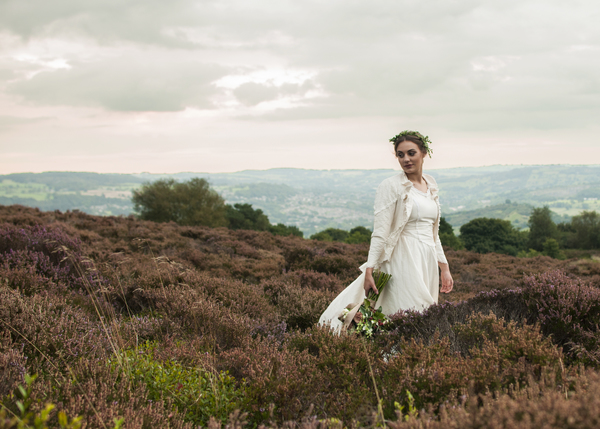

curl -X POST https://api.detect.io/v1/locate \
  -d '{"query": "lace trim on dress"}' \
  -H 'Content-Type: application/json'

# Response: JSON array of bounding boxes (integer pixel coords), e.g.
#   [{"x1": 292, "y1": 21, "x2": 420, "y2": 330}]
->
[{"x1": 411, "y1": 187, "x2": 430, "y2": 197}]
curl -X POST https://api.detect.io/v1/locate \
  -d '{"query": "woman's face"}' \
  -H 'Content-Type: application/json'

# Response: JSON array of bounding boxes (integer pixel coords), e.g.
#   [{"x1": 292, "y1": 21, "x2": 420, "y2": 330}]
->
[{"x1": 395, "y1": 141, "x2": 426, "y2": 174}]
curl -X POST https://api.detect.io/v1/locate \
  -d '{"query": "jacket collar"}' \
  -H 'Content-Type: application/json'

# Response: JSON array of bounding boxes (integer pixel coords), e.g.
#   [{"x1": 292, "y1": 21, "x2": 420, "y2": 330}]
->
[{"x1": 396, "y1": 170, "x2": 439, "y2": 195}]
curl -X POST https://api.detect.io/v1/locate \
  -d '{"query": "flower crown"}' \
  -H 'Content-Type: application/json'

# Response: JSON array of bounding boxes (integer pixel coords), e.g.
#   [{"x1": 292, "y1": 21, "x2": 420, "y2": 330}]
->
[{"x1": 389, "y1": 130, "x2": 433, "y2": 158}]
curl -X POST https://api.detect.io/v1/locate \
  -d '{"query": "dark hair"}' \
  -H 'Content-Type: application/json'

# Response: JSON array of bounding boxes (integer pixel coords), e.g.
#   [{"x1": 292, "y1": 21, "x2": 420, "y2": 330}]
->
[{"x1": 392, "y1": 135, "x2": 427, "y2": 154}]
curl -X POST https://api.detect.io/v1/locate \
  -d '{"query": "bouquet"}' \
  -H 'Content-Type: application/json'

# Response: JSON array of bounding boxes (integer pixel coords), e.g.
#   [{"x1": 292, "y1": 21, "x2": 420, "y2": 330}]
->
[{"x1": 338, "y1": 271, "x2": 392, "y2": 338}]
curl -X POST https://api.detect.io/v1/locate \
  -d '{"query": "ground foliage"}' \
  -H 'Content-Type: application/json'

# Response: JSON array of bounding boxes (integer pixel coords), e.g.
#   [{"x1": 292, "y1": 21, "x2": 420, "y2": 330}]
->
[{"x1": 1, "y1": 204, "x2": 600, "y2": 428}]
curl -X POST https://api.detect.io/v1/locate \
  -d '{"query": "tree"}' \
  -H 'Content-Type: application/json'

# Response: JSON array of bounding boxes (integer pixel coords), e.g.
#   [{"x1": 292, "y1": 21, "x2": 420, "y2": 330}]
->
[
  {"x1": 225, "y1": 202, "x2": 305, "y2": 237},
  {"x1": 225, "y1": 203, "x2": 271, "y2": 231},
  {"x1": 269, "y1": 223, "x2": 303, "y2": 238},
  {"x1": 542, "y1": 238, "x2": 562, "y2": 259},
  {"x1": 309, "y1": 226, "x2": 371, "y2": 244},
  {"x1": 345, "y1": 226, "x2": 372, "y2": 244},
  {"x1": 557, "y1": 221, "x2": 577, "y2": 248},
  {"x1": 132, "y1": 178, "x2": 227, "y2": 227},
  {"x1": 459, "y1": 217, "x2": 526, "y2": 256},
  {"x1": 570, "y1": 211, "x2": 600, "y2": 249},
  {"x1": 527, "y1": 206, "x2": 559, "y2": 251},
  {"x1": 439, "y1": 217, "x2": 464, "y2": 250},
  {"x1": 310, "y1": 228, "x2": 349, "y2": 242}
]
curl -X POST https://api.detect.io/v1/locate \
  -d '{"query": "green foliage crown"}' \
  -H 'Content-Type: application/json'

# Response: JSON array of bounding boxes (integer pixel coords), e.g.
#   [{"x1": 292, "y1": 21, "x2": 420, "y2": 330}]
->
[{"x1": 389, "y1": 130, "x2": 433, "y2": 158}]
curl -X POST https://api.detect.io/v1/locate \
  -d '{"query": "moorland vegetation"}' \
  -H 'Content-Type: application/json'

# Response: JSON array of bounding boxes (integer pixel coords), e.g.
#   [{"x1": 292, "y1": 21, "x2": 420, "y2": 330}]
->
[{"x1": 1, "y1": 204, "x2": 600, "y2": 428}]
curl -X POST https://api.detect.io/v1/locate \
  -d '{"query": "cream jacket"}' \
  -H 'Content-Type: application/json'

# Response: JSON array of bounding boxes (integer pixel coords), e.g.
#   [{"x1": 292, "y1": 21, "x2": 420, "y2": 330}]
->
[{"x1": 362, "y1": 171, "x2": 447, "y2": 271}]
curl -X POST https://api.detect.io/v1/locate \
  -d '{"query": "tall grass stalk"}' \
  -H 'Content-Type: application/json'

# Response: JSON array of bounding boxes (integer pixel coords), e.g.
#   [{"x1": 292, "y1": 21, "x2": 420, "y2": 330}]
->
[
  {"x1": 104, "y1": 254, "x2": 138, "y2": 348},
  {"x1": 362, "y1": 339, "x2": 386, "y2": 427},
  {"x1": 66, "y1": 250, "x2": 126, "y2": 369},
  {"x1": 133, "y1": 238, "x2": 169, "y2": 300}
]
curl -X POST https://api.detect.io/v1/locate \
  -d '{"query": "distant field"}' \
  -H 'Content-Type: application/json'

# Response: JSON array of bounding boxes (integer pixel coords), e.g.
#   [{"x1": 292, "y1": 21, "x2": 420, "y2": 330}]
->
[
  {"x1": 0, "y1": 180, "x2": 138, "y2": 216},
  {"x1": 546, "y1": 198, "x2": 600, "y2": 217},
  {"x1": 0, "y1": 179, "x2": 51, "y2": 201}
]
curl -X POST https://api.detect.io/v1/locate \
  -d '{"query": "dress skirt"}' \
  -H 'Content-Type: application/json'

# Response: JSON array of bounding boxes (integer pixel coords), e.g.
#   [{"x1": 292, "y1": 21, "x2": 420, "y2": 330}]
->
[{"x1": 318, "y1": 231, "x2": 439, "y2": 333}]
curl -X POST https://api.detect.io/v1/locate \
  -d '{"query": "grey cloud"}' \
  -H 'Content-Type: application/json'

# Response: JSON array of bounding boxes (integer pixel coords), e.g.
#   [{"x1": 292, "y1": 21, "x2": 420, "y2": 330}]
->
[
  {"x1": 0, "y1": 0, "x2": 503, "y2": 47},
  {"x1": 233, "y1": 82, "x2": 279, "y2": 106},
  {"x1": 8, "y1": 54, "x2": 227, "y2": 111},
  {"x1": 0, "y1": 0, "x2": 202, "y2": 47},
  {"x1": 1, "y1": 0, "x2": 599, "y2": 131},
  {"x1": 233, "y1": 81, "x2": 317, "y2": 106}
]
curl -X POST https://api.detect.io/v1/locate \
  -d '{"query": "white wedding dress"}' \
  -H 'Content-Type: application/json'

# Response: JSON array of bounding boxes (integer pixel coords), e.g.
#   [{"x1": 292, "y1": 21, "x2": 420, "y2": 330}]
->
[{"x1": 318, "y1": 186, "x2": 447, "y2": 333}]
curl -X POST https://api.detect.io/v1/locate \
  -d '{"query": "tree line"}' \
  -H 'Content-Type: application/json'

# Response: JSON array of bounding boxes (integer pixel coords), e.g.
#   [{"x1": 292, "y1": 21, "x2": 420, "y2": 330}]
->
[
  {"x1": 302, "y1": 207, "x2": 600, "y2": 259},
  {"x1": 457, "y1": 206, "x2": 600, "y2": 258},
  {"x1": 133, "y1": 178, "x2": 600, "y2": 256},
  {"x1": 132, "y1": 178, "x2": 302, "y2": 237}
]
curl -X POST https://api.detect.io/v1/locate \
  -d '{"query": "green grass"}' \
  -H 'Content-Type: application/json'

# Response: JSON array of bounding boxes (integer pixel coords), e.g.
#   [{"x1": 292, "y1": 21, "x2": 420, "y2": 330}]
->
[{"x1": 111, "y1": 341, "x2": 246, "y2": 427}]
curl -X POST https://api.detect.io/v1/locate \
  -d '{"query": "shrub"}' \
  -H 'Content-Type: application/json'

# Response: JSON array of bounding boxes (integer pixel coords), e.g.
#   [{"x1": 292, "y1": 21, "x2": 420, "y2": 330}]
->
[
  {"x1": 570, "y1": 210, "x2": 600, "y2": 250},
  {"x1": 522, "y1": 270, "x2": 600, "y2": 365},
  {"x1": 285, "y1": 269, "x2": 344, "y2": 293},
  {"x1": 132, "y1": 178, "x2": 228, "y2": 227},
  {"x1": 0, "y1": 224, "x2": 102, "y2": 292},
  {"x1": 345, "y1": 226, "x2": 372, "y2": 244},
  {"x1": 112, "y1": 341, "x2": 246, "y2": 426},
  {"x1": 439, "y1": 217, "x2": 463, "y2": 250},
  {"x1": 225, "y1": 203, "x2": 271, "y2": 232},
  {"x1": 528, "y1": 206, "x2": 560, "y2": 251},
  {"x1": 380, "y1": 288, "x2": 531, "y2": 350},
  {"x1": 310, "y1": 228, "x2": 349, "y2": 242},
  {"x1": 379, "y1": 313, "x2": 563, "y2": 415},
  {"x1": 261, "y1": 277, "x2": 335, "y2": 330},
  {"x1": 269, "y1": 223, "x2": 303, "y2": 238},
  {"x1": 385, "y1": 369, "x2": 600, "y2": 428},
  {"x1": 542, "y1": 237, "x2": 563, "y2": 259},
  {"x1": 0, "y1": 374, "x2": 88, "y2": 429},
  {"x1": 30, "y1": 359, "x2": 193, "y2": 429},
  {"x1": 460, "y1": 217, "x2": 526, "y2": 256},
  {"x1": 220, "y1": 329, "x2": 377, "y2": 425},
  {"x1": 0, "y1": 338, "x2": 27, "y2": 398},
  {"x1": 0, "y1": 286, "x2": 114, "y2": 373}
]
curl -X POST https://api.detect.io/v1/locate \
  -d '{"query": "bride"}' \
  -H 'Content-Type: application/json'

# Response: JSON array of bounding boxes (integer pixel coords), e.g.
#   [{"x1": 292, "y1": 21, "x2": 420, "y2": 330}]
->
[{"x1": 319, "y1": 131, "x2": 454, "y2": 332}]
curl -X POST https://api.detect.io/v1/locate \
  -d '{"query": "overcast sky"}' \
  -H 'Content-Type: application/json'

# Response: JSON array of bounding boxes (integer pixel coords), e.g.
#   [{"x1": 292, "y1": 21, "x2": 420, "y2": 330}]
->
[{"x1": 1, "y1": 0, "x2": 599, "y2": 174}]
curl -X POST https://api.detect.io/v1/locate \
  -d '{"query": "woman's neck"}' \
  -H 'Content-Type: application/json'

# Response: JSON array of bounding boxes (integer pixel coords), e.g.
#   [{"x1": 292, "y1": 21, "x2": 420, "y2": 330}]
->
[{"x1": 405, "y1": 169, "x2": 424, "y2": 184}]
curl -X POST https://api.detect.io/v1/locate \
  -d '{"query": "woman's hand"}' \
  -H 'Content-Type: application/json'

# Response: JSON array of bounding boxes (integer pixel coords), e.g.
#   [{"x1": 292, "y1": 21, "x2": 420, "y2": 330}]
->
[
  {"x1": 364, "y1": 268, "x2": 378, "y2": 295},
  {"x1": 439, "y1": 263, "x2": 453, "y2": 293}
]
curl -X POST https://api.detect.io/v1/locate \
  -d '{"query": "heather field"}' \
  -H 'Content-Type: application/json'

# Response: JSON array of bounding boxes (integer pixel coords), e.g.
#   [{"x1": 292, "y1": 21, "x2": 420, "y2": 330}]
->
[{"x1": 2, "y1": 205, "x2": 600, "y2": 428}]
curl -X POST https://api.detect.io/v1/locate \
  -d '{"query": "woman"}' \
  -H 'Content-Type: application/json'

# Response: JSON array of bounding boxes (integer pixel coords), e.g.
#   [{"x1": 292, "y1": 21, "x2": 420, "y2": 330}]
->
[{"x1": 319, "y1": 131, "x2": 454, "y2": 332}]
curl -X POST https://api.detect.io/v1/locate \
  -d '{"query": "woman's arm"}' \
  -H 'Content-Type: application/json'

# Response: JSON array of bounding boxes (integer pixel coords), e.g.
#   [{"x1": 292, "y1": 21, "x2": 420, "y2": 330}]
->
[
  {"x1": 435, "y1": 228, "x2": 454, "y2": 293},
  {"x1": 438, "y1": 261, "x2": 453, "y2": 293},
  {"x1": 364, "y1": 267, "x2": 378, "y2": 294}
]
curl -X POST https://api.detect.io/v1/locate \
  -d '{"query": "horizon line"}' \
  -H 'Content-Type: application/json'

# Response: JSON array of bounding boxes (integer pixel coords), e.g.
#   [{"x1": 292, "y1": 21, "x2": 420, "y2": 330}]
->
[{"x1": 3, "y1": 163, "x2": 600, "y2": 176}]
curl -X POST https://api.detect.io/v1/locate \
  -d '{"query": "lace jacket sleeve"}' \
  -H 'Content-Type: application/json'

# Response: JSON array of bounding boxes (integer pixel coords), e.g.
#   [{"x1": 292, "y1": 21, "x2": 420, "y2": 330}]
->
[
  {"x1": 425, "y1": 173, "x2": 448, "y2": 265},
  {"x1": 435, "y1": 235, "x2": 448, "y2": 264},
  {"x1": 365, "y1": 179, "x2": 397, "y2": 269}
]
